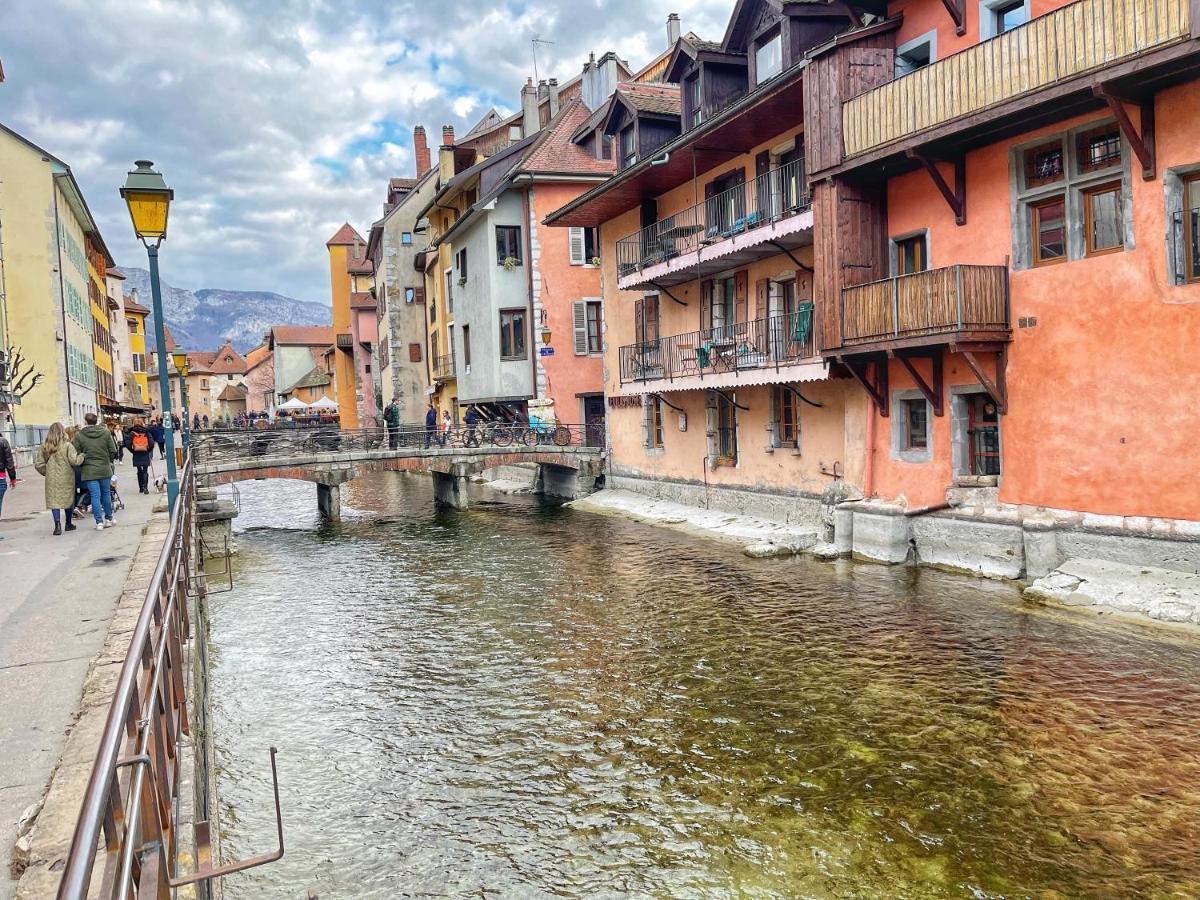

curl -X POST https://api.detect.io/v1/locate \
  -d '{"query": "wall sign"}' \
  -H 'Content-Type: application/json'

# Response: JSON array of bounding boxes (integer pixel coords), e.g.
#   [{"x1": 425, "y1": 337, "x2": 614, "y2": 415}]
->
[
  {"x1": 539, "y1": 347, "x2": 555, "y2": 356},
  {"x1": 607, "y1": 395, "x2": 643, "y2": 408}
]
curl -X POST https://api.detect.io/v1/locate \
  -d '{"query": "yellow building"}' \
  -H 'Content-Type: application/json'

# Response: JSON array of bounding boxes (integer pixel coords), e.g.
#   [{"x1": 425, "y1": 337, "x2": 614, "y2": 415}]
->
[
  {"x1": 123, "y1": 292, "x2": 151, "y2": 405},
  {"x1": 0, "y1": 123, "x2": 108, "y2": 428},
  {"x1": 325, "y1": 223, "x2": 377, "y2": 429},
  {"x1": 86, "y1": 234, "x2": 117, "y2": 412}
]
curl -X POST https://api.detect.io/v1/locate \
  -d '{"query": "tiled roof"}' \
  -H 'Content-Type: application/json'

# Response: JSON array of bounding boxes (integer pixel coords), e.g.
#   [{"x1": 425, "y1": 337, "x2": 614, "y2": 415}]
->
[
  {"x1": 285, "y1": 367, "x2": 333, "y2": 393},
  {"x1": 521, "y1": 98, "x2": 616, "y2": 177},
  {"x1": 346, "y1": 248, "x2": 373, "y2": 275},
  {"x1": 185, "y1": 351, "x2": 217, "y2": 374},
  {"x1": 124, "y1": 298, "x2": 150, "y2": 315},
  {"x1": 389, "y1": 177, "x2": 418, "y2": 191},
  {"x1": 350, "y1": 292, "x2": 377, "y2": 309},
  {"x1": 326, "y1": 222, "x2": 365, "y2": 247},
  {"x1": 618, "y1": 82, "x2": 682, "y2": 116},
  {"x1": 271, "y1": 325, "x2": 335, "y2": 346},
  {"x1": 217, "y1": 383, "x2": 247, "y2": 402},
  {"x1": 208, "y1": 342, "x2": 246, "y2": 374},
  {"x1": 106, "y1": 267, "x2": 126, "y2": 280},
  {"x1": 244, "y1": 344, "x2": 271, "y2": 370}
]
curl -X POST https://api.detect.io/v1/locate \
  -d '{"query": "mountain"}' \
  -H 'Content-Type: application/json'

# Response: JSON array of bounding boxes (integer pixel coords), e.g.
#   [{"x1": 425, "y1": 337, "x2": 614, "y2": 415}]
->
[{"x1": 116, "y1": 268, "x2": 331, "y2": 353}]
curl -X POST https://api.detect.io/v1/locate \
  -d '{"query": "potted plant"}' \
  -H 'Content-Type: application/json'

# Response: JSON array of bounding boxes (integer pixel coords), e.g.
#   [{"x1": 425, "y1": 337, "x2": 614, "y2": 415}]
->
[
  {"x1": 590, "y1": 256, "x2": 601, "y2": 268},
  {"x1": 503, "y1": 255, "x2": 518, "y2": 271},
  {"x1": 457, "y1": 276, "x2": 466, "y2": 287}
]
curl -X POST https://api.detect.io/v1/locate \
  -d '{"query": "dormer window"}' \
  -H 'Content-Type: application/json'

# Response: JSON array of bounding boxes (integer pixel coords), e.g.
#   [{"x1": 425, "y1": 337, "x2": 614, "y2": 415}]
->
[
  {"x1": 620, "y1": 126, "x2": 637, "y2": 170},
  {"x1": 754, "y1": 27, "x2": 782, "y2": 85},
  {"x1": 686, "y1": 74, "x2": 702, "y2": 128}
]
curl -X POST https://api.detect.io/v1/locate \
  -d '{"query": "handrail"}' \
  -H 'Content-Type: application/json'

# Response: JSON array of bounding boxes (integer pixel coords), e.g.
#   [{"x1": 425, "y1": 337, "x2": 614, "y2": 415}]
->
[
  {"x1": 616, "y1": 159, "x2": 810, "y2": 276},
  {"x1": 618, "y1": 310, "x2": 816, "y2": 384}
]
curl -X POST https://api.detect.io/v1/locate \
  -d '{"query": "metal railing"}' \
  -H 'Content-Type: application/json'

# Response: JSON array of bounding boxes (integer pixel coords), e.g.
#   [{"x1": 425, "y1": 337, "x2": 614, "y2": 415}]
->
[
  {"x1": 839, "y1": 265, "x2": 1009, "y2": 347},
  {"x1": 616, "y1": 160, "x2": 810, "y2": 277},
  {"x1": 618, "y1": 310, "x2": 815, "y2": 384},
  {"x1": 431, "y1": 354, "x2": 455, "y2": 381},
  {"x1": 843, "y1": 0, "x2": 1191, "y2": 157},
  {"x1": 191, "y1": 423, "x2": 603, "y2": 466},
  {"x1": 1169, "y1": 205, "x2": 1200, "y2": 285}
]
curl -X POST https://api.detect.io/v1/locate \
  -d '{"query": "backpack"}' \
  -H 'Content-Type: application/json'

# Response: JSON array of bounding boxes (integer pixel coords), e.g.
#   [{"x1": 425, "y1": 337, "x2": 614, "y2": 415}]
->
[{"x1": 132, "y1": 431, "x2": 151, "y2": 453}]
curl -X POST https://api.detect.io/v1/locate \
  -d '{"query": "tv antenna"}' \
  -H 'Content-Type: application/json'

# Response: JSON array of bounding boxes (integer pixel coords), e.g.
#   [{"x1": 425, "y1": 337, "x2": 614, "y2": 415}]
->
[{"x1": 531, "y1": 35, "x2": 555, "y2": 84}]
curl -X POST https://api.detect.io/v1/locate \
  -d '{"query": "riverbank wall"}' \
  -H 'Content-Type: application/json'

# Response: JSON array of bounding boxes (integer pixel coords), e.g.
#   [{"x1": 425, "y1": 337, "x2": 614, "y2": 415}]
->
[{"x1": 579, "y1": 473, "x2": 1200, "y2": 630}]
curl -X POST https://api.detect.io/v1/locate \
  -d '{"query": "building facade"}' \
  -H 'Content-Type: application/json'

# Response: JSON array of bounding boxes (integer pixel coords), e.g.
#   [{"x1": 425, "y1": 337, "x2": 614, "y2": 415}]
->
[
  {"x1": 326, "y1": 224, "x2": 377, "y2": 428},
  {"x1": 268, "y1": 325, "x2": 335, "y2": 408},
  {"x1": 123, "y1": 289, "x2": 151, "y2": 406}
]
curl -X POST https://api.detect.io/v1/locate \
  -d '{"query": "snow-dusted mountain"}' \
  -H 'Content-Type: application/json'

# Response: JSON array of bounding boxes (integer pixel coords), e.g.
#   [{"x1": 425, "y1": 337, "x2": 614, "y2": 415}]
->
[{"x1": 116, "y1": 268, "x2": 331, "y2": 353}]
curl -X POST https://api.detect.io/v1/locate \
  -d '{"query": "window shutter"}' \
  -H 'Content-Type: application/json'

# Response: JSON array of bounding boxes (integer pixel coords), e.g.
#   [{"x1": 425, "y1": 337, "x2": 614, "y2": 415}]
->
[
  {"x1": 573, "y1": 300, "x2": 589, "y2": 355},
  {"x1": 700, "y1": 280, "x2": 713, "y2": 332},
  {"x1": 755, "y1": 279, "x2": 769, "y2": 322},
  {"x1": 734, "y1": 271, "x2": 749, "y2": 325},
  {"x1": 645, "y1": 295, "x2": 660, "y2": 343},
  {"x1": 414, "y1": 286, "x2": 426, "y2": 304},
  {"x1": 643, "y1": 399, "x2": 653, "y2": 448},
  {"x1": 569, "y1": 228, "x2": 586, "y2": 265},
  {"x1": 633, "y1": 298, "x2": 644, "y2": 344},
  {"x1": 409, "y1": 343, "x2": 422, "y2": 363}
]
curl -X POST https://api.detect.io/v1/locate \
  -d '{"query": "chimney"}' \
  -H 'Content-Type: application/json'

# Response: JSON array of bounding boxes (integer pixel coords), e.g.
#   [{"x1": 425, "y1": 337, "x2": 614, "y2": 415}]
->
[
  {"x1": 521, "y1": 78, "x2": 539, "y2": 136},
  {"x1": 413, "y1": 125, "x2": 431, "y2": 178},
  {"x1": 667, "y1": 13, "x2": 681, "y2": 48},
  {"x1": 438, "y1": 125, "x2": 456, "y2": 181},
  {"x1": 538, "y1": 79, "x2": 549, "y2": 101},
  {"x1": 548, "y1": 78, "x2": 560, "y2": 117}
]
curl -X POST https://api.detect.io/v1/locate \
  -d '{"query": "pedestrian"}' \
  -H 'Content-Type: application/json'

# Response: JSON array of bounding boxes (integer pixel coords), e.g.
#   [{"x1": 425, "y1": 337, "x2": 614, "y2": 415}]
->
[
  {"x1": 34, "y1": 422, "x2": 82, "y2": 535},
  {"x1": 202, "y1": 414, "x2": 209, "y2": 430},
  {"x1": 0, "y1": 430, "x2": 16, "y2": 541},
  {"x1": 110, "y1": 421, "x2": 124, "y2": 462},
  {"x1": 193, "y1": 412, "x2": 201, "y2": 432},
  {"x1": 124, "y1": 417, "x2": 155, "y2": 494},
  {"x1": 72, "y1": 412, "x2": 118, "y2": 531},
  {"x1": 464, "y1": 404, "x2": 481, "y2": 447},
  {"x1": 440, "y1": 409, "x2": 452, "y2": 446},
  {"x1": 424, "y1": 403, "x2": 437, "y2": 449},
  {"x1": 384, "y1": 398, "x2": 401, "y2": 450},
  {"x1": 151, "y1": 417, "x2": 166, "y2": 458}
]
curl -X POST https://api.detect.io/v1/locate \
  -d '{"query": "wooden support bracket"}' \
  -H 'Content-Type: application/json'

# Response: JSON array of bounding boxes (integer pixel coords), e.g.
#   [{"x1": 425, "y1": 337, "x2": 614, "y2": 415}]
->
[
  {"x1": 846, "y1": 358, "x2": 890, "y2": 417},
  {"x1": 961, "y1": 347, "x2": 1008, "y2": 415},
  {"x1": 895, "y1": 352, "x2": 944, "y2": 416},
  {"x1": 907, "y1": 150, "x2": 966, "y2": 225},
  {"x1": 940, "y1": 0, "x2": 966, "y2": 35},
  {"x1": 1093, "y1": 83, "x2": 1155, "y2": 181}
]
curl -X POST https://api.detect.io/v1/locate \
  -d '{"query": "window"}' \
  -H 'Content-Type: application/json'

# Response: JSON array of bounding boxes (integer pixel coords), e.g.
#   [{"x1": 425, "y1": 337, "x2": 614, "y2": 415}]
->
[
  {"x1": 402, "y1": 232, "x2": 413, "y2": 245},
  {"x1": 496, "y1": 225, "x2": 522, "y2": 265},
  {"x1": 981, "y1": 0, "x2": 1029, "y2": 38},
  {"x1": 1031, "y1": 196, "x2": 1066, "y2": 265},
  {"x1": 568, "y1": 227, "x2": 599, "y2": 265},
  {"x1": 902, "y1": 398, "x2": 929, "y2": 451},
  {"x1": 1082, "y1": 182, "x2": 1123, "y2": 256},
  {"x1": 499, "y1": 308, "x2": 526, "y2": 359},
  {"x1": 771, "y1": 385, "x2": 799, "y2": 449},
  {"x1": 895, "y1": 31, "x2": 935, "y2": 76},
  {"x1": 462, "y1": 325, "x2": 471, "y2": 369},
  {"x1": 894, "y1": 234, "x2": 928, "y2": 275},
  {"x1": 444, "y1": 269, "x2": 453, "y2": 315},
  {"x1": 456, "y1": 248, "x2": 468, "y2": 280},
  {"x1": 754, "y1": 28, "x2": 782, "y2": 85},
  {"x1": 585, "y1": 300, "x2": 602, "y2": 354},
  {"x1": 686, "y1": 75, "x2": 702, "y2": 128},
  {"x1": 646, "y1": 396, "x2": 665, "y2": 449},
  {"x1": 126, "y1": 318, "x2": 137, "y2": 334},
  {"x1": 1184, "y1": 173, "x2": 1200, "y2": 283},
  {"x1": 1076, "y1": 125, "x2": 1122, "y2": 174},
  {"x1": 620, "y1": 126, "x2": 637, "y2": 170},
  {"x1": 634, "y1": 294, "x2": 659, "y2": 347},
  {"x1": 716, "y1": 392, "x2": 738, "y2": 464},
  {"x1": 405, "y1": 287, "x2": 416, "y2": 304},
  {"x1": 1024, "y1": 140, "x2": 1065, "y2": 189}
]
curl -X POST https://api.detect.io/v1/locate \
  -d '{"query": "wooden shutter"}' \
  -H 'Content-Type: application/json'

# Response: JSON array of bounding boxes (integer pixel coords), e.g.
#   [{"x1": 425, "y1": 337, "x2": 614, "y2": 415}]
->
[
  {"x1": 645, "y1": 295, "x2": 660, "y2": 343},
  {"x1": 568, "y1": 228, "x2": 586, "y2": 265},
  {"x1": 408, "y1": 343, "x2": 422, "y2": 363},
  {"x1": 734, "y1": 271, "x2": 749, "y2": 326},
  {"x1": 700, "y1": 280, "x2": 713, "y2": 332},
  {"x1": 573, "y1": 300, "x2": 589, "y2": 355},
  {"x1": 755, "y1": 279, "x2": 769, "y2": 322},
  {"x1": 414, "y1": 286, "x2": 426, "y2": 304}
]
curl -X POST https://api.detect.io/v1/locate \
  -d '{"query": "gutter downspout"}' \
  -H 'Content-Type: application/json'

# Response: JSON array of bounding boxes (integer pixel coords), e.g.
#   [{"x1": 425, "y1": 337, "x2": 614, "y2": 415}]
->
[
  {"x1": 52, "y1": 189, "x2": 74, "y2": 418},
  {"x1": 863, "y1": 393, "x2": 876, "y2": 499},
  {"x1": 521, "y1": 186, "x2": 538, "y2": 407}
]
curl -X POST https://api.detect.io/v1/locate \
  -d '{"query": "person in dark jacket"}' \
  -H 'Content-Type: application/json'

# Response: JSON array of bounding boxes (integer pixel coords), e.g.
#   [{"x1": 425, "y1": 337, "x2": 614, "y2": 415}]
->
[
  {"x1": 124, "y1": 418, "x2": 155, "y2": 494},
  {"x1": 0, "y1": 433, "x2": 17, "y2": 540},
  {"x1": 424, "y1": 403, "x2": 437, "y2": 449},
  {"x1": 463, "y1": 405, "x2": 481, "y2": 447},
  {"x1": 72, "y1": 412, "x2": 118, "y2": 530},
  {"x1": 150, "y1": 418, "x2": 166, "y2": 458}
]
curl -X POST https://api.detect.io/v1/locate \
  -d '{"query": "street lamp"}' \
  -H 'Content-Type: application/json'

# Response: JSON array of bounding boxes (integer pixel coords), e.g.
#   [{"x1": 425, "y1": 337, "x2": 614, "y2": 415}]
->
[
  {"x1": 121, "y1": 160, "x2": 179, "y2": 511},
  {"x1": 171, "y1": 350, "x2": 191, "y2": 456}
]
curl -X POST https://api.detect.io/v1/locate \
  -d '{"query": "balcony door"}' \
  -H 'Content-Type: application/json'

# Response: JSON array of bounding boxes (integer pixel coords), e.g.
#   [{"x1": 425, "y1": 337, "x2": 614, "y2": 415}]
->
[{"x1": 705, "y1": 169, "x2": 745, "y2": 238}]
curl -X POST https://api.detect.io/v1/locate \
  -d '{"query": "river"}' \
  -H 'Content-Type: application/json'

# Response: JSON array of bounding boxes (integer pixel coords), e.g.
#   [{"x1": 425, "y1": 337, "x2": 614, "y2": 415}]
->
[{"x1": 209, "y1": 473, "x2": 1200, "y2": 899}]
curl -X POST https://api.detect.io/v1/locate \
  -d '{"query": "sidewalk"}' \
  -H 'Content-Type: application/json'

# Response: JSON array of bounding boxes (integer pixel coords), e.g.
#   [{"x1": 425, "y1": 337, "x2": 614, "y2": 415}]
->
[{"x1": 0, "y1": 454, "x2": 161, "y2": 898}]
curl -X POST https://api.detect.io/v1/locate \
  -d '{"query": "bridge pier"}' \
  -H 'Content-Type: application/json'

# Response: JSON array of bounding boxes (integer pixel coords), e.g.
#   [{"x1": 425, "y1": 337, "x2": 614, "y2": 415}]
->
[
  {"x1": 432, "y1": 470, "x2": 470, "y2": 510},
  {"x1": 317, "y1": 483, "x2": 341, "y2": 521}
]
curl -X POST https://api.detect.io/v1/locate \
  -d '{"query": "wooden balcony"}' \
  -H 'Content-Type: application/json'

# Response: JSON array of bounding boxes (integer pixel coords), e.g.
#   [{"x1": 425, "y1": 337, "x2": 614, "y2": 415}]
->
[
  {"x1": 842, "y1": 0, "x2": 1193, "y2": 161},
  {"x1": 836, "y1": 265, "x2": 1010, "y2": 355}
]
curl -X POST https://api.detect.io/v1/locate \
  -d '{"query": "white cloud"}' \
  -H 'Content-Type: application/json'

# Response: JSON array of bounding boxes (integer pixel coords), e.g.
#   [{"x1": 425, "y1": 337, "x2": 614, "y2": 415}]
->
[{"x1": 0, "y1": 0, "x2": 735, "y2": 303}]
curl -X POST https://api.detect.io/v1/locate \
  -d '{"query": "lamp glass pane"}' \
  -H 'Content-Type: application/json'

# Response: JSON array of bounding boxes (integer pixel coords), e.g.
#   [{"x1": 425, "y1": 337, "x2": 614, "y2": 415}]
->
[{"x1": 125, "y1": 193, "x2": 169, "y2": 238}]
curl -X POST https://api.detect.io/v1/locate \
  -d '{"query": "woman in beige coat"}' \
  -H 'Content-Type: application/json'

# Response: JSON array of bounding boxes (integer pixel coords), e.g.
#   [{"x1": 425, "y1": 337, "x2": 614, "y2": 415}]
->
[{"x1": 34, "y1": 423, "x2": 83, "y2": 535}]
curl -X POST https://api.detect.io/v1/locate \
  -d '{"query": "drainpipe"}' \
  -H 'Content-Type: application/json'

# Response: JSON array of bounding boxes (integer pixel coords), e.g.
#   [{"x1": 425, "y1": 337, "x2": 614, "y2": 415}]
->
[
  {"x1": 863, "y1": 394, "x2": 876, "y2": 498},
  {"x1": 904, "y1": 502, "x2": 952, "y2": 517},
  {"x1": 521, "y1": 186, "x2": 538, "y2": 406},
  {"x1": 52, "y1": 190, "x2": 74, "y2": 418}
]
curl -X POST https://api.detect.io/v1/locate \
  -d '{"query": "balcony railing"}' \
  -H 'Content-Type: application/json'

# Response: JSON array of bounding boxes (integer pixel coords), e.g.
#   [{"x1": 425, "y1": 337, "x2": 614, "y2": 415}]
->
[
  {"x1": 432, "y1": 353, "x2": 455, "y2": 380},
  {"x1": 616, "y1": 160, "x2": 810, "y2": 277},
  {"x1": 619, "y1": 309, "x2": 815, "y2": 384},
  {"x1": 839, "y1": 265, "x2": 1009, "y2": 348},
  {"x1": 842, "y1": 0, "x2": 1191, "y2": 158}
]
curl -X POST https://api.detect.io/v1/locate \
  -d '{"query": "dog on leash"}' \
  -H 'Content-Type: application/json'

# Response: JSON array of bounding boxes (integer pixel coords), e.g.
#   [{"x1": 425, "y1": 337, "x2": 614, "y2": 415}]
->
[{"x1": 154, "y1": 477, "x2": 168, "y2": 494}]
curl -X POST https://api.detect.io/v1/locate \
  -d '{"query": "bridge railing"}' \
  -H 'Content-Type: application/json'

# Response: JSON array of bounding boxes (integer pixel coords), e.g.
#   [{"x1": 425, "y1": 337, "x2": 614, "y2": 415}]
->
[{"x1": 191, "y1": 423, "x2": 606, "y2": 465}]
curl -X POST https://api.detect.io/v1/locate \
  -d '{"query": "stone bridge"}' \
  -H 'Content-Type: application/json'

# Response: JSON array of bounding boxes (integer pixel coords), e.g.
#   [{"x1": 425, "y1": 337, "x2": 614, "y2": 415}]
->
[{"x1": 191, "y1": 426, "x2": 606, "y2": 521}]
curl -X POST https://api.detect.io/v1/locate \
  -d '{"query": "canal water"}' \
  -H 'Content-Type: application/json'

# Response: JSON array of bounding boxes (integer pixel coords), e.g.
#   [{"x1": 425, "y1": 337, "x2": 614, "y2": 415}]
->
[{"x1": 210, "y1": 474, "x2": 1200, "y2": 899}]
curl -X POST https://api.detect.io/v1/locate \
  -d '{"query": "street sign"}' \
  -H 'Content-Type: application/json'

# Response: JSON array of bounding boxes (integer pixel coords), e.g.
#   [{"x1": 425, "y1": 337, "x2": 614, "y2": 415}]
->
[{"x1": 539, "y1": 347, "x2": 555, "y2": 356}]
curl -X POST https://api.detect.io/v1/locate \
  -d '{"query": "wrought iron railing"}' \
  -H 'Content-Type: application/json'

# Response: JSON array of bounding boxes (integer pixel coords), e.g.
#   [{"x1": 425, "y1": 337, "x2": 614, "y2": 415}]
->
[
  {"x1": 839, "y1": 265, "x2": 1009, "y2": 347},
  {"x1": 191, "y1": 423, "x2": 603, "y2": 466},
  {"x1": 616, "y1": 160, "x2": 810, "y2": 277},
  {"x1": 618, "y1": 310, "x2": 816, "y2": 384},
  {"x1": 432, "y1": 354, "x2": 455, "y2": 380}
]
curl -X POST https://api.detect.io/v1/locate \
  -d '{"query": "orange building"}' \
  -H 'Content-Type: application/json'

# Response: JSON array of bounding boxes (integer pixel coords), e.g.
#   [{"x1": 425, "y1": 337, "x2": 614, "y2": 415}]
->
[
  {"x1": 550, "y1": 0, "x2": 1200, "y2": 578},
  {"x1": 326, "y1": 224, "x2": 376, "y2": 428}
]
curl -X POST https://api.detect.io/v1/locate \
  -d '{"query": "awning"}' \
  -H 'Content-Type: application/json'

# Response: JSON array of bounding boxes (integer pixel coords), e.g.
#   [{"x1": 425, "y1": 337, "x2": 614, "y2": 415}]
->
[
  {"x1": 308, "y1": 396, "x2": 338, "y2": 410},
  {"x1": 277, "y1": 397, "x2": 310, "y2": 410}
]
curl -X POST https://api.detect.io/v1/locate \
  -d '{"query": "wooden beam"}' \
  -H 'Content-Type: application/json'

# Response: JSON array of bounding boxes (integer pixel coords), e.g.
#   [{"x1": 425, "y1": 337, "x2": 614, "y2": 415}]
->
[
  {"x1": 895, "y1": 353, "x2": 944, "y2": 416},
  {"x1": 940, "y1": 0, "x2": 966, "y2": 35},
  {"x1": 846, "y1": 359, "x2": 889, "y2": 417},
  {"x1": 907, "y1": 150, "x2": 965, "y2": 225},
  {"x1": 961, "y1": 349, "x2": 1008, "y2": 415},
  {"x1": 1093, "y1": 84, "x2": 1155, "y2": 180}
]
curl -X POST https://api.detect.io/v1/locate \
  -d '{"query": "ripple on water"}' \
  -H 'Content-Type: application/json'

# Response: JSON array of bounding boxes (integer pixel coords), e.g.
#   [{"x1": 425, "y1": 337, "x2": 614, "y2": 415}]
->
[{"x1": 209, "y1": 475, "x2": 1200, "y2": 899}]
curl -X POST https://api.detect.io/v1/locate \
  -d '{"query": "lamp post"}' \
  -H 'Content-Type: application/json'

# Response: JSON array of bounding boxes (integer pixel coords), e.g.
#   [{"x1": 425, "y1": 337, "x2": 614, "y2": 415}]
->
[
  {"x1": 171, "y1": 350, "x2": 191, "y2": 456},
  {"x1": 120, "y1": 161, "x2": 178, "y2": 511}
]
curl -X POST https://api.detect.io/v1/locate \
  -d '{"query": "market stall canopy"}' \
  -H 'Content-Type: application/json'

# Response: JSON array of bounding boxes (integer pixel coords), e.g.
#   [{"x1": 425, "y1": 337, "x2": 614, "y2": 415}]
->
[
  {"x1": 308, "y1": 396, "x2": 339, "y2": 410},
  {"x1": 277, "y1": 397, "x2": 310, "y2": 411}
]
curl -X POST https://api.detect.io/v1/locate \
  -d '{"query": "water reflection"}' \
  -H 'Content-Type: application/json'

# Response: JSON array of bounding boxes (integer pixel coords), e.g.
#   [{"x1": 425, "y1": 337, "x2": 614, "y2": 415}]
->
[{"x1": 211, "y1": 474, "x2": 1200, "y2": 899}]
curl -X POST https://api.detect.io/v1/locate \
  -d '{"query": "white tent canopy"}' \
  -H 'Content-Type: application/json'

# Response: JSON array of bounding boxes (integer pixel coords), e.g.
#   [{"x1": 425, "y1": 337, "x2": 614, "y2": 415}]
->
[
  {"x1": 308, "y1": 396, "x2": 339, "y2": 410},
  {"x1": 277, "y1": 397, "x2": 310, "y2": 411}
]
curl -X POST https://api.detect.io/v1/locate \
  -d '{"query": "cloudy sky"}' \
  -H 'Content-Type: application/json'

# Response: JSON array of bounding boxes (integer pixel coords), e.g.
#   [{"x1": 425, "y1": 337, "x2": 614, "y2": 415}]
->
[{"x1": 2, "y1": 0, "x2": 734, "y2": 305}]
